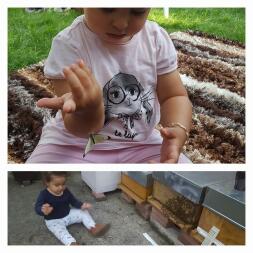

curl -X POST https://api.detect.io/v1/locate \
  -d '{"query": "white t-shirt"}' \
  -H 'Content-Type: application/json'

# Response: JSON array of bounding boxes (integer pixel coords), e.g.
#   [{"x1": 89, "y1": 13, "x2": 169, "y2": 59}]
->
[{"x1": 41, "y1": 15, "x2": 178, "y2": 150}]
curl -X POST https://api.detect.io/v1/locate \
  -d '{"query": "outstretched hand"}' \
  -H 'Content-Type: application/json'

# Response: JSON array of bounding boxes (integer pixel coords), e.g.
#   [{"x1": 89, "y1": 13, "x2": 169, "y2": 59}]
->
[
  {"x1": 41, "y1": 203, "x2": 54, "y2": 216},
  {"x1": 159, "y1": 127, "x2": 181, "y2": 163},
  {"x1": 37, "y1": 59, "x2": 103, "y2": 114},
  {"x1": 81, "y1": 202, "x2": 93, "y2": 210}
]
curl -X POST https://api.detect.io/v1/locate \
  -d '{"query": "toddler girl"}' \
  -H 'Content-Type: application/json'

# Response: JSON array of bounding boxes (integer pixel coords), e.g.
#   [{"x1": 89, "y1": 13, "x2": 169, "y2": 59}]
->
[
  {"x1": 27, "y1": 8, "x2": 192, "y2": 163},
  {"x1": 35, "y1": 171, "x2": 110, "y2": 245}
]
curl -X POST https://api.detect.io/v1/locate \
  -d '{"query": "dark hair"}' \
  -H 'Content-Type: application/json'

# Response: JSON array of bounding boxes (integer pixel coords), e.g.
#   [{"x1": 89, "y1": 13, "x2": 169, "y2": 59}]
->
[{"x1": 42, "y1": 171, "x2": 68, "y2": 183}]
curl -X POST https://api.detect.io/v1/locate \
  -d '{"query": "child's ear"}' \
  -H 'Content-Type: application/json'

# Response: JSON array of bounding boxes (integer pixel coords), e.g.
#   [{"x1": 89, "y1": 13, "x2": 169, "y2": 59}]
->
[{"x1": 43, "y1": 179, "x2": 49, "y2": 187}]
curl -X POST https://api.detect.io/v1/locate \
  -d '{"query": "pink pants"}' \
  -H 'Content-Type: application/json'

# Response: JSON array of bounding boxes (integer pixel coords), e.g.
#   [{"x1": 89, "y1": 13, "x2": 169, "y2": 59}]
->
[{"x1": 26, "y1": 144, "x2": 191, "y2": 163}]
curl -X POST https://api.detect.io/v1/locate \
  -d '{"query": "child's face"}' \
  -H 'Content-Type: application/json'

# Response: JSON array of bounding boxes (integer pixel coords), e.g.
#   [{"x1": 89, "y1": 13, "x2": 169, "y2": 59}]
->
[
  {"x1": 46, "y1": 175, "x2": 66, "y2": 196},
  {"x1": 84, "y1": 8, "x2": 150, "y2": 44}
]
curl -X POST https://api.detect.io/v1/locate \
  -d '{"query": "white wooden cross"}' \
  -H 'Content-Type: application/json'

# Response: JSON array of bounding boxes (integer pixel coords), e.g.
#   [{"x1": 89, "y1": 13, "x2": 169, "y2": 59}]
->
[{"x1": 197, "y1": 226, "x2": 224, "y2": 245}]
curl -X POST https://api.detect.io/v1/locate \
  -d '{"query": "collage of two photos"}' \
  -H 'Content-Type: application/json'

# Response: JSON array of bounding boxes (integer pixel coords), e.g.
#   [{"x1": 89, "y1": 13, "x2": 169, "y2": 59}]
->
[
  {"x1": 7, "y1": 6, "x2": 245, "y2": 246},
  {"x1": 8, "y1": 170, "x2": 245, "y2": 245}
]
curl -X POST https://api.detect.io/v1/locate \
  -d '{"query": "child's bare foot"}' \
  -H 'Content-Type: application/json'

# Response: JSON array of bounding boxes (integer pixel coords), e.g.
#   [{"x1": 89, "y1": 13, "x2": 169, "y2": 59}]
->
[
  {"x1": 89, "y1": 223, "x2": 110, "y2": 237},
  {"x1": 91, "y1": 191, "x2": 107, "y2": 201}
]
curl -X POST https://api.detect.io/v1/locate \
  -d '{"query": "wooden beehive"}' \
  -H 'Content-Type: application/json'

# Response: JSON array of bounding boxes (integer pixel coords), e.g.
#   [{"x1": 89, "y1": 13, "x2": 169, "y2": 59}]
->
[
  {"x1": 152, "y1": 180, "x2": 203, "y2": 227},
  {"x1": 191, "y1": 207, "x2": 245, "y2": 245},
  {"x1": 118, "y1": 173, "x2": 153, "y2": 203}
]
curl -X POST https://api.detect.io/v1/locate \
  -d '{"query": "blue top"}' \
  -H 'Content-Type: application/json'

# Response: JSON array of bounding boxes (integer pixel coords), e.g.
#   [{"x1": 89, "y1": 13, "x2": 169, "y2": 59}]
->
[{"x1": 35, "y1": 188, "x2": 83, "y2": 220}]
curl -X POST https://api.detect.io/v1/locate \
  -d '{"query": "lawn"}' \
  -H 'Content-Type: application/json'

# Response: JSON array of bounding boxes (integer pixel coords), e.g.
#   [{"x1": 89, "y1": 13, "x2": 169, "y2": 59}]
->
[
  {"x1": 8, "y1": 8, "x2": 80, "y2": 72},
  {"x1": 8, "y1": 8, "x2": 245, "y2": 72},
  {"x1": 149, "y1": 8, "x2": 245, "y2": 42}
]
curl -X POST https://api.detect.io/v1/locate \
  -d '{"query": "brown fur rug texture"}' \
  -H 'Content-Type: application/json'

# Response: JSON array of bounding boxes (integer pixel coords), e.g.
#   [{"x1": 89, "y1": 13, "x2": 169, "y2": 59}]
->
[{"x1": 8, "y1": 31, "x2": 245, "y2": 163}]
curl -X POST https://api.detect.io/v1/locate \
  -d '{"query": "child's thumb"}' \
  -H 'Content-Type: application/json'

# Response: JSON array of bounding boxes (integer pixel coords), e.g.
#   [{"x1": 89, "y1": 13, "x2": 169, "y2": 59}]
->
[
  {"x1": 160, "y1": 127, "x2": 176, "y2": 139},
  {"x1": 37, "y1": 97, "x2": 64, "y2": 109}
]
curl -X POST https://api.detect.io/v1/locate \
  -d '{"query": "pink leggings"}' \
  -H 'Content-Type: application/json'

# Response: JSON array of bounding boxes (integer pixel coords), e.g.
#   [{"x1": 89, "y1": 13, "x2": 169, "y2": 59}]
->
[{"x1": 26, "y1": 144, "x2": 191, "y2": 163}]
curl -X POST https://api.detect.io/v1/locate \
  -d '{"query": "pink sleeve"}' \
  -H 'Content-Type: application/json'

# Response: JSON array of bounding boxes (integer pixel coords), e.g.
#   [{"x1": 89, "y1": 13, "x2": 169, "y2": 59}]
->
[
  {"x1": 44, "y1": 35, "x2": 81, "y2": 79},
  {"x1": 156, "y1": 27, "x2": 178, "y2": 75}
]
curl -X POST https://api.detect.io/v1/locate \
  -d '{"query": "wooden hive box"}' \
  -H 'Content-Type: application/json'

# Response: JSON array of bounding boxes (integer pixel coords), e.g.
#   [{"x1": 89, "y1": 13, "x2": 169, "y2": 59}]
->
[
  {"x1": 191, "y1": 207, "x2": 245, "y2": 245},
  {"x1": 118, "y1": 172, "x2": 153, "y2": 203},
  {"x1": 151, "y1": 179, "x2": 203, "y2": 228},
  {"x1": 150, "y1": 171, "x2": 238, "y2": 229},
  {"x1": 191, "y1": 180, "x2": 245, "y2": 245}
]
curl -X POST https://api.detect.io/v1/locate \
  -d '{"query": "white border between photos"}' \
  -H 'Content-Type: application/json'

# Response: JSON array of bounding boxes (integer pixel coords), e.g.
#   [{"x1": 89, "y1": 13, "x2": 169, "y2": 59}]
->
[{"x1": 1, "y1": 0, "x2": 252, "y2": 253}]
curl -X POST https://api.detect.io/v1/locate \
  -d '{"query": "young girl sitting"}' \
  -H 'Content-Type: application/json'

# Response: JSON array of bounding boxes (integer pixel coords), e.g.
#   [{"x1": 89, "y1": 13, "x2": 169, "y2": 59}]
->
[
  {"x1": 35, "y1": 172, "x2": 110, "y2": 245},
  {"x1": 27, "y1": 8, "x2": 192, "y2": 163}
]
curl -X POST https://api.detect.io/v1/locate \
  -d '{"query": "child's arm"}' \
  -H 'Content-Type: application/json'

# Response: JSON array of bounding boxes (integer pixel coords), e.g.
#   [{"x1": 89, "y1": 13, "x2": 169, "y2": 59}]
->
[
  {"x1": 67, "y1": 188, "x2": 83, "y2": 209},
  {"x1": 35, "y1": 191, "x2": 49, "y2": 216},
  {"x1": 157, "y1": 70, "x2": 192, "y2": 163},
  {"x1": 81, "y1": 202, "x2": 93, "y2": 210},
  {"x1": 67, "y1": 189, "x2": 92, "y2": 209},
  {"x1": 37, "y1": 60, "x2": 104, "y2": 137}
]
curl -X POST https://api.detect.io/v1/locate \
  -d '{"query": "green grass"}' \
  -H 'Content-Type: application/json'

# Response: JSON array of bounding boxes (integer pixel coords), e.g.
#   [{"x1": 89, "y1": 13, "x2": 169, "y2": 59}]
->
[
  {"x1": 8, "y1": 8, "x2": 245, "y2": 72},
  {"x1": 8, "y1": 8, "x2": 80, "y2": 72},
  {"x1": 149, "y1": 8, "x2": 245, "y2": 43}
]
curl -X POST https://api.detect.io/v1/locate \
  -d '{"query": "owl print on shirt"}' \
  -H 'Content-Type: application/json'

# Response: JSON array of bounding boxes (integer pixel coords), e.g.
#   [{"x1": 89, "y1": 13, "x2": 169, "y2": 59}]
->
[{"x1": 103, "y1": 73, "x2": 154, "y2": 140}]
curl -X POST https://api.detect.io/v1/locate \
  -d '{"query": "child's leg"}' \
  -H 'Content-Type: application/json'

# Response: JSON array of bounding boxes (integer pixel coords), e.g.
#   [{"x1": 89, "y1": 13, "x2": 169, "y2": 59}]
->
[
  {"x1": 26, "y1": 144, "x2": 120, "y2": 163},
  {"x1": 119, "y1": 144, "x2": 192, "y2": 163},
  {"x1": 26, "y1": 144, "x2": 85, "y2": 163},
  {"x1": 67, "y1": 209, "x2": 96, "y2": 229},
  {"x1": 26, "y1": 143, "x2": 192, "y2": 163},
  {"x1": 45, "y1": 219, "x2": 76, "y2": 245},
  {"x1": 67, "y1": 209, "x2": 110, "y2": 237}
]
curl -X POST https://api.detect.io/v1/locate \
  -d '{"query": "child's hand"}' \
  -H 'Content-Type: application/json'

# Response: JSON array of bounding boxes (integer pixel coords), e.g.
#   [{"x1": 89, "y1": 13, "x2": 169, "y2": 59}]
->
[
  {"x1": 41, "y1": 203, "x2": 54, "y2": 215},
  {"x1": 62, "y1": 60, "x2": 103, "y2": 114},
  {"x1": 81, "y1": 202, "x2": 93, "y2": 210},
  {"x1": 159, "y1": 127, "x2": 183, "y2": 163},
  {"x1": 37, "y1": 59, "x2": 103, "y2": 114}
]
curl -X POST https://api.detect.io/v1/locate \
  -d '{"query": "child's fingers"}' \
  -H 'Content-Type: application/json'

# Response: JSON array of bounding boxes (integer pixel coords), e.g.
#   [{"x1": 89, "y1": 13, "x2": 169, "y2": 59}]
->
[
  {"x1": 77, "y1": 60, "x2": 99, "y2": 89},
  {"x1": 160, "y1": 152, "x2": 177, "y2": 163},
  {"x1": 77, "y1": 59, "x2": 92, "y2": 75},
  {"x1": 161, "y1": 158, "x2": 177, "y2": 163},
  {"x1": 70, "y1": 63, "x2": 92, "y2": 90},
  {"x1": 77, "y1": 59, "x2": 84, "y2": 67},
  {"x1": 42, "y1": 207, "x2": 50, "y2": 212},
  {"x1": 37, "y1": 97, "x2": 64, "y2": 110},
  {"x1": 63, "y1": 67, "x2": 86, "y2": 101},
  {"x1": 160, "y1": 128, "x2": 177, "y2": 139},
  {"x1": 160, "y1": 150, "x2": 179, "y2": 163},
  {"x1": 63, "y1": 99, "x2": 76, "y2": 113},
  {"x1": 160, "y1": 128, "x2": 170, "y2": 137}
]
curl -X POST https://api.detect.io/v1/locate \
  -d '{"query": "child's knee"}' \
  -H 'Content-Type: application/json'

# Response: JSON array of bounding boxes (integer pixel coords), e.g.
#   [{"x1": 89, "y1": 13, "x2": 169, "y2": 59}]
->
[{"x1": 80, "y1": 209, "x2": 90, "y2": 216}]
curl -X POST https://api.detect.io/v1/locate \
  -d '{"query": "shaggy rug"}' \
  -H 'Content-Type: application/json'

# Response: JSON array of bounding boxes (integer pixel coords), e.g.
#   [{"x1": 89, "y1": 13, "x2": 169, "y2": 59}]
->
[{"x1": 8, "y1": 31, "x2": 245, "y2": 163}]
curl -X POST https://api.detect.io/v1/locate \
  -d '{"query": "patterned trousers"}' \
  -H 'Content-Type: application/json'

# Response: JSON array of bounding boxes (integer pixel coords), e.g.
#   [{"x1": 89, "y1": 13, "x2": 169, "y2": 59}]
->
[{"x1": 45, "y1": 208, "x2": 96, "y2": 245}]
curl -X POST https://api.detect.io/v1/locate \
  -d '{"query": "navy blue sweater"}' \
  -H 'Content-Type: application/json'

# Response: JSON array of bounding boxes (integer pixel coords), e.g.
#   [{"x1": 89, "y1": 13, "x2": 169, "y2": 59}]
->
[{"x1": 35, "y1": 188, "x2": 83, "y2": 220}]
